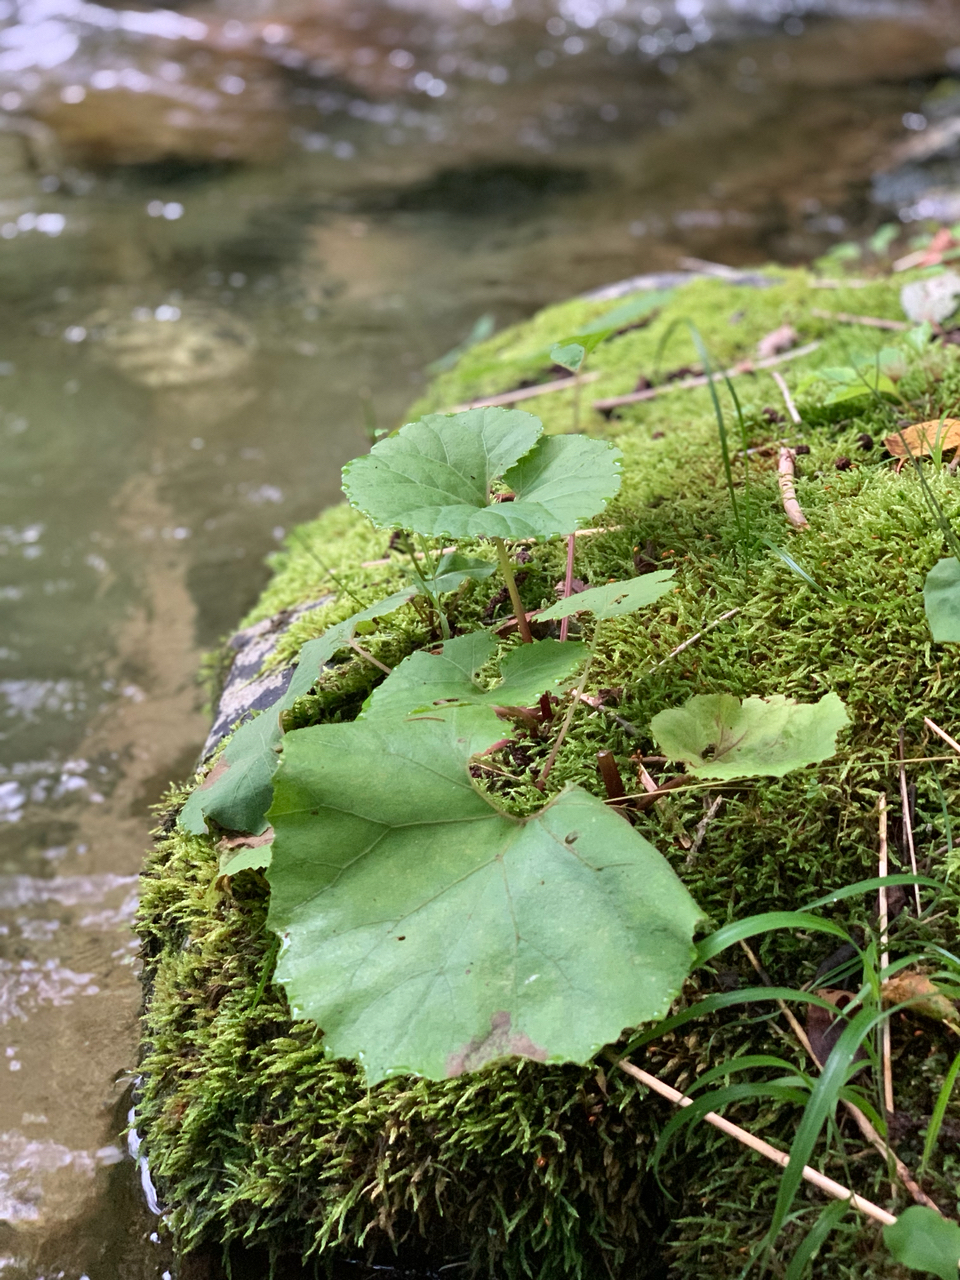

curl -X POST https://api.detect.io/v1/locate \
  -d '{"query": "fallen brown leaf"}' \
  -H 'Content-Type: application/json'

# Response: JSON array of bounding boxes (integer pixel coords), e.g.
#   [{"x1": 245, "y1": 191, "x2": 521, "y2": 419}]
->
[
  {"x1": 884, "y1": 418, "x2": 960, "y2": 458},
  {"x1": 882, "y1": 971, "x2": 958, "y2": 1027}
]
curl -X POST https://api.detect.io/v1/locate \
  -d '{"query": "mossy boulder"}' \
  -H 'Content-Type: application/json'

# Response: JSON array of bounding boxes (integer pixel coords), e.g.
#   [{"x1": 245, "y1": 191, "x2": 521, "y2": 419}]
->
[{"x1": 137, "y1": 267, "x2": 960, "y2": 1278}]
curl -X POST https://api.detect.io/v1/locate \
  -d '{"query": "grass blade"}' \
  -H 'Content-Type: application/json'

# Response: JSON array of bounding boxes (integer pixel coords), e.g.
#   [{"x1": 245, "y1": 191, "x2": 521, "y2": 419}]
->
[
  {"x1": 626, "y1": 985, "x2": 849, "y2": 1053},
  {"x1": 919, "y1": 1046, "x2": 960, "y2": 1179},
  {"x1": 685, "y1": 321, "x2": 744, "y2": 544},
  {"x1": 767, "y1": 1002, "x2": 889, "y2": 1250},
  {"x1": 784, "y1": 1199, "x2": 850, "y2": 1280},
  {"x1": 696, "y1": 911, "x2": 853, "y2": 964}
]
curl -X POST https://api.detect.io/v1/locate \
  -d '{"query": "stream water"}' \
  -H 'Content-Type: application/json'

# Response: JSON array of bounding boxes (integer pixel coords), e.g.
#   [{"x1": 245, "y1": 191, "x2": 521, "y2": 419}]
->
[{"x1": 0, "y1": 0, "x2": 959, "y2": 1275}]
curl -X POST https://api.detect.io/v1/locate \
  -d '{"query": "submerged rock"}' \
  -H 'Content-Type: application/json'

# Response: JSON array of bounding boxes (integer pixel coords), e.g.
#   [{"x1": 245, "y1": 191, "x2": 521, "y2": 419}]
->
[{"x1": 84, "y1": 301, "x2": 257, "y2": 387}]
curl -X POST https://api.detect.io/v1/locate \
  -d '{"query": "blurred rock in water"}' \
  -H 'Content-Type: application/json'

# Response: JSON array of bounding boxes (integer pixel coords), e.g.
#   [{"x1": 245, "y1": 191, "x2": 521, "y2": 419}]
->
[
  {"x1": 0, "y1": 0, "x2": 957, "y2": 168},
  {"x1": 84, "y1": 300, "x2": 258, "y2": 386}
]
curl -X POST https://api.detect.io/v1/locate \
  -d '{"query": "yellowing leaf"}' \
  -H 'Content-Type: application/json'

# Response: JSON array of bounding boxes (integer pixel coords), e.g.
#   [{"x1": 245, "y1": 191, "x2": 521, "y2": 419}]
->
[
  {"x1": 882, "y1": 971, "x2": 958, "y2": 1025},
  {"x1": 884, "y1": 419, "x2": 960, "y2": 458}
]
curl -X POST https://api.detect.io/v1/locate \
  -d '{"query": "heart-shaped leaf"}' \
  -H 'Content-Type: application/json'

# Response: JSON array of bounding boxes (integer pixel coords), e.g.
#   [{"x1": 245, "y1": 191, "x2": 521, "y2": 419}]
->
[
  {"x1": 342, "y1": 407, "x2": 622, "y2": 541},
  {"x1": 884, "y1": 1206, "x2": 960, "y2": 1280},
  {"x1": 549, "y1": 342, "x2": 586, "y2": 373},
  {"x1": 537, "y1": 570, "x2": 675, "y2": 622},
  {"x1": 416, "y1": 551, "x2": 497, "y2": 595},
  {"x1": 362, "y1": 633, "x2": 586, "y2": 719},
  {"x1": 179, "y1": 587, "x2": 419, "y2": 835},
  {"x1": 266, "y1": 706, "x2": 702, "y2": 1083},
  {"x1": 650, "y1": 692, "x2": 850, "y2": 781},
  {"x1": 925, "y1": 557, "x2": 960, "y2": 642}
]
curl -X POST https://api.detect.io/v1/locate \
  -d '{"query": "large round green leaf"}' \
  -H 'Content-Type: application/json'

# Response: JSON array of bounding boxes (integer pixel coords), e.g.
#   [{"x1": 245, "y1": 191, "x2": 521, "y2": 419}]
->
[
  {"x1": 884, "y1": 1206, "x2": 960, "y2": 1280},
  {"x1": 924, "y1": 557, "x2": 960, "y2": 643},
  {"x1": 266, "y1": 706, "x2": 702, "y2": 1084},
  {"x1": 342, "y1": 407, "x2": 622, "y2": 540}
]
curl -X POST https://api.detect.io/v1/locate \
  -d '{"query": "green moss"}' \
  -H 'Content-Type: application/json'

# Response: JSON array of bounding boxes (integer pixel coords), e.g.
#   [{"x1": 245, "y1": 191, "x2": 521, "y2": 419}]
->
[{"x1": 138, "y1": 270, "x2": 960, "y2": 1278}]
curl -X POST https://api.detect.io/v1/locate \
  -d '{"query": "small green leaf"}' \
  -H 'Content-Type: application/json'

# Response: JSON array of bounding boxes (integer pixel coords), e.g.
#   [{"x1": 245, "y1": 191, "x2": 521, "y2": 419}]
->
[
  {"x1": 266, "y1": 706, "x2": 702, "y2": 1084},
  {"x1": 362, "y1": 633, "x2": 586, "y2": 719},
  {"x1": 179, "y1": 587, "x2": 419, "y2": 835},
  {"x1": 537, "y1": 570, "x2": 675, "y2": 622},
  {"x1": 884, "y1": 1206, "x2": 960, "y2": 1280},
  {"x1": 342, "y1": 408, "x2": 622, "y2": 541},
  {"x1": 575, "y1": 288, "x2": 673, "y2": 337},
  {"x1": 549, "y1": 342, "x2": 586, "y2": 373},
  {"x1": 817, "y1": 366, "x2": 897, "y2": 404},
  {"x1": 925, "y1": 558, "x2": 960, "y2": 642},
  {"x1": 650, "y1": 692, "x2": 850, "y2": 780},
  {"x1": 416, "y1": 551, "x2": 497, "y2": 595}
]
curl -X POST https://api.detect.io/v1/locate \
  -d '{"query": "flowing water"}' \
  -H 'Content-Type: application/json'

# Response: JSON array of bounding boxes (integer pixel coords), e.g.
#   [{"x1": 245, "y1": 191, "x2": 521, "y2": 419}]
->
[{"x1": 0, "y1": 0, "x2": 958, "y2": 1274}]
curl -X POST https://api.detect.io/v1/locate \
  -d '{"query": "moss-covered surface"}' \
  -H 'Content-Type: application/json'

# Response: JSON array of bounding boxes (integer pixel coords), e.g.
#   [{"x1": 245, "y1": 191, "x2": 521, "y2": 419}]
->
[{"x1": 138, "y1": 266, "x2": 960, "y2": 1278}]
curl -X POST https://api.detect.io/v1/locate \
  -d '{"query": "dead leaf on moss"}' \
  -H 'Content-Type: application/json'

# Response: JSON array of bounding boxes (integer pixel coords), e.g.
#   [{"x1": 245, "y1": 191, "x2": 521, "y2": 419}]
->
[
  {"x1": 882, "y1": 971, "x2": 959, "y2": 1029},
  {"x1": 806, "y1": 988, "x2": 858, "y2": 1067},
  {"x1": 884, "y1": 419, "x2": 960, "y2": 459}
]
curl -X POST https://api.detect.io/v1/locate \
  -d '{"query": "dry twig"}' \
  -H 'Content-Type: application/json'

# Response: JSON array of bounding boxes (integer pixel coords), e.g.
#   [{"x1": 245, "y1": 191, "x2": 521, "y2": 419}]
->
[
  {"x1": 739, "y1": 924, "x2": 939, "y2": 1211},
  {"x1": 810, "y1": 308, "x2": 909, "y2": 332},
  {"x1": 651, "y1": 608, "x2": 741, "y2": 669},
  {"x1": 924, "y1": 716, "x2": 960, "y2": 757},
  {"x1": 898, "y1": 731, "x2": 922, "y2": 916},
  {"x1": 777, "y1": 447, "x2": 809, "y2": 530},
  {"x1": 592, "y1": 342, "x2": 821, "y2": 411},
  {"x1": 878, "y1": 794, "x2": 895, "y2": 1120},
  {"x1": 446, "y1": 371, "x2": 600, "y2": 414},
  {"x1": 771, "y1": 369, "x2": 802, "y2": 425},
  {"x1": 614, "y1": 1057, "x2": 897, "y2": 1226},
  {"x1": 686, "y1": 794, "x2": 724, "y2": 865}
]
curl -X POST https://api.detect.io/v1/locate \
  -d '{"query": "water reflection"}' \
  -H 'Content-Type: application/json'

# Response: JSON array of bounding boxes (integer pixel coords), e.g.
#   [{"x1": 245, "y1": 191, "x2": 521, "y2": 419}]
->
[{"x1": 0, "y1": 0, "x2": 959, "y2": 1273}]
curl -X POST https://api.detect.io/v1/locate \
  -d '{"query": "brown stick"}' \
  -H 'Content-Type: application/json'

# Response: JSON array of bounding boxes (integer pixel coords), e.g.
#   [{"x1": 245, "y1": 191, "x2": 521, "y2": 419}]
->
[
  {"x1": 740, "y1": 923, "x2": 938, "y2": 1211},
  {"x1": 446, "y1": 371, "x2": 600, "y2": 414},
  {"x1": 592, "y1": 341, "x2": 821, "y2": 411},
  {"x1": 771, "y1": 369, "x2": 802, "y2": 425},
  {"x1": 537, "y1": 658, "x2": 594, "y2": 788},
  {"x1": 924, "y1": 716, "x2": 960, "y2": 756},
  {"x1": 614, "y1": 1058, "x2": 897, "y2": 1226},
  {"x1": 810, "y1": 308, "x2": 909, "y2": 332},
  {"x1": 597, "y1": 751, "x2": 626, "y2": 801},
  {"x1": 651, "y1": 608, "x2": 741, "y2": 670},
  {"x1": 778, "y1": 447, "x2": 809, "y2": 530},
  {"x1": 686, "y1": 794, "x2": 724, "y2": 865},
  {"x1": 878, "y1": 794, "x2": 895, "y2": 1121},
  {"x1": 346, "y1": 639, "x2": 392, "y2": 674},
  {"x1": 898, "y1": 730, "x2": 922, "y2": 917}
]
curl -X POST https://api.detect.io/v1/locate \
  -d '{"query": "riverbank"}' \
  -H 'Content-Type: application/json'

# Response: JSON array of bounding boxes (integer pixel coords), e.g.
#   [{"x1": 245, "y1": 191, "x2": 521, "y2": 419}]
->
[{"x1": 137, "y1": 265, "x2": 960, "y2": 1277}]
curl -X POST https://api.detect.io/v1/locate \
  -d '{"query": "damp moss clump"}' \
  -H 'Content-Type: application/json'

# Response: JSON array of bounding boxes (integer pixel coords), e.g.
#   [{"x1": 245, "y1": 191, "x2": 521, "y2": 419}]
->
[{"x1": 138, "y1": 267, "x2": 960, "y2": 1278}]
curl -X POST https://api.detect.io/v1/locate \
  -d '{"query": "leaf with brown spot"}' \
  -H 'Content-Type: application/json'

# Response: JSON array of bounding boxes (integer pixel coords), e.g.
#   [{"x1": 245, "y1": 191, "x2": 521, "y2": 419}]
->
[
  {"x1": 266, "y1": 705, "x2": 703, "y2": 1084},
  {"x1": 884, "y1": 419, "x2": 960, "y2": 459}
]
